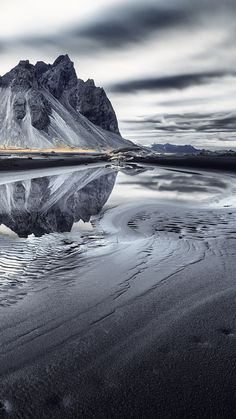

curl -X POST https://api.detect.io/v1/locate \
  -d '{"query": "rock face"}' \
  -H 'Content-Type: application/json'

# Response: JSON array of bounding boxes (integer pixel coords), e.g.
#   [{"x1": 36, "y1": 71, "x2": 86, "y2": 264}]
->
[
  {"x1": 40, "y1": 55, "x2": 78, "y2": 100},
  {"x1": 1, "y1": 60, "x2": 37, "y2": 90},
  {"x1": 0, "y1": 55, "x2": 128, "y2": 149},
  {"x1": 76, "y1": 79, "x2": 120, "y2": 135},
  {"x1": 28, "y1": 91, "x2": 51, "y2": 130},
  {"x1": 13, "y1": 94, "x2": 26, "y2": 120},
  {"x1": 0, "y1": 166, "x2": 117, "y2": 237}
]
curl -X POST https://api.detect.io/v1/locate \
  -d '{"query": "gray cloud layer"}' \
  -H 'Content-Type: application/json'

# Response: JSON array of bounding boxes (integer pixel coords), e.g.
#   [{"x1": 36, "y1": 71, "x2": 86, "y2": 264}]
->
[
  {"x1": 1, "y1": 0, "x2": 236, "y2": 54},
  {"x1": 77, "y1": 4, "x2": 188, "y2": 48},
  {"x1": 110, "y1": 71, "x2": 236, "y2": 93}
]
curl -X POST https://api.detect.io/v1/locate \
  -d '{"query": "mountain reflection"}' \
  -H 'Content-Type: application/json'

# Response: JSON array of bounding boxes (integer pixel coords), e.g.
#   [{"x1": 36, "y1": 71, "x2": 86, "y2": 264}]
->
[{"x1": 0, "y1": 167, "x2": 117, "y2": 237}]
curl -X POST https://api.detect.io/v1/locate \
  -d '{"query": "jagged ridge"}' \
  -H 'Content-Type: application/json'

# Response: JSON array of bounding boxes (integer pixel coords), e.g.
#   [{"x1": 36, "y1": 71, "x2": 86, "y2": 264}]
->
[{"x1": 0, "y1": 55, "x2": 129, "y2": 149}]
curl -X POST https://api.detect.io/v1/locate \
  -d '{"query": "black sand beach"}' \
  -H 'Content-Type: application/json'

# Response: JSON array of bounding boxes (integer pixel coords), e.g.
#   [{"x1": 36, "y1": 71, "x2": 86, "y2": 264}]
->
[
  {"x1": 0, "y1": 163, "x2": 235, "y2": 418},
  {"x1": 1, "y1": 151, "x2": 236, "y2": 173},
  {"x1": 1, "y1": 241, "x2": 236, "y2": 419},
  {"x1": 132, "y1": 154, "x2": 236, "y2": 173},
  {"x1": 0, "y1": 152, "x2": 107, "y2": 171}
]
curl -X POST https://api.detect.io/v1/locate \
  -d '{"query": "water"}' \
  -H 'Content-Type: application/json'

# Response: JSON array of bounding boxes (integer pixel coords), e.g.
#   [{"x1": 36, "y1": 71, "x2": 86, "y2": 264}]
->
[
  {"x1": 0, "y1": 162, "x2": 235, "y2": 417},
  {"x1": 0, "y1": 163, "x2": 235, "y2": 306}
]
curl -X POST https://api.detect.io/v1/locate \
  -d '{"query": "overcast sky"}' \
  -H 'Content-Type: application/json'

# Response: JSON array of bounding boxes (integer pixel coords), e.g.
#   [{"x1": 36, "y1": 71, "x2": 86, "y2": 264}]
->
[{"x1": 0, "y1": 0, "x2": 236, "y2": 149}]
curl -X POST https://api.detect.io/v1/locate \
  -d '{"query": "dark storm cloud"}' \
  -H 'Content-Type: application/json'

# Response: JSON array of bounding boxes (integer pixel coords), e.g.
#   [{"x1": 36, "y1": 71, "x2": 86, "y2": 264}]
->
[
  {"x1": 119, "y1": 173, "x2": 227, "y2": 193},
  {"x1": 159, "y1": 97, "x2": 219, "y2": 107},
  {"x1": 45, "y1": 0, "x2": 236, "y2": 51},
  {"x1": 196, "y1": 115, "x2": 236, "y2": 132},
  {"x1": 77, "y1": 5, "x2": 187, "y2": 48},
  {"x1": 75, "y1": 0, "x2": 236, "y2": 50},
  {"x1": 123, "y1": 118, "x2": 163, "y2": 124},
  {"x1": 6, "y1": 3, "x2": 188, "y2": 53},
  {"x1": 110, "y1": 71, "x2": 235, "y2": 93},
  {"x1": 3, "y1": 0, "x2": 236, "y2": 54}
]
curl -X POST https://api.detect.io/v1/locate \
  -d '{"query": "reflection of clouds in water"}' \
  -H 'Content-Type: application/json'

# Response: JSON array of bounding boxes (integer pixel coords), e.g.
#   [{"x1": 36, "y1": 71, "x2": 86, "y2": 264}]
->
[
  {"x1": 119, "y1": 172, "x2": 228, "y2": 193},
  {"x1": 0, "y1": 163, "x2": 235, "y2": 309},
  {"x1": 113, "y1": 167, "x2": 232, "y2": 205},
  {"x1": 0, "y1": 165, "x2": 233, "y2": 239}
]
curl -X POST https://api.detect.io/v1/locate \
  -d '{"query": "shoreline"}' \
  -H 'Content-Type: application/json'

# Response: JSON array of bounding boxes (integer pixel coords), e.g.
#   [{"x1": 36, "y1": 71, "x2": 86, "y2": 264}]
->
[
  {"x1": 0, "y1": 151, "x2": 236, "y2": 172},
  {"x1": 0, "y1": 152, "x2": 108, "y2": 171},
  {"x1": 131, "y1": 154, "x2": 236, "y2": 172}
]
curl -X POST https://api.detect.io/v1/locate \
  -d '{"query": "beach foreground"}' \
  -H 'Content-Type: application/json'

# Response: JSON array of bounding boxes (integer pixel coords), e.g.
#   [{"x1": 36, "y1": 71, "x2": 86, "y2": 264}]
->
[
  {"x1": 1, "y1": 147, "x2": 236, "y2": 172},
  {"x1": 0, "y1": 163, "x2": 235, "y2": 418}
]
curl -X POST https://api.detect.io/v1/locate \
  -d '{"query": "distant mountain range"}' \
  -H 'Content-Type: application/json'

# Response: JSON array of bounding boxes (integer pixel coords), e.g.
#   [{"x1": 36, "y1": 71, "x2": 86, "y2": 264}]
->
[
  {"x1": 150, "y1": 143, "x2": 201, "y2": 154},
  {"x1": 0, "y1": 55, "x2": 131, "y2": 150}
]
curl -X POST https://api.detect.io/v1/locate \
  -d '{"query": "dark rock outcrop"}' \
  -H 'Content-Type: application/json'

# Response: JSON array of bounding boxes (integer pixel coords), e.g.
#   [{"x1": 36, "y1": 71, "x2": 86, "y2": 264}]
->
[
  {"x1": 76, "y1": 78, "x2": 120, "y2": 135},
  {"x1": 1, "y1": 60, "x2": 38, "y2": 90},
  {"x1": 35, "y1": 61, "x2": 50, "y2": 79},
  {"x1": 28, "y1": 91, "x2": 51, "y2": 130},
  {"x1": 39, "y1": 55, "x2": 77, "y2": 100},
  {"x1": 13, "y1": 94, "x2": 26, "y2": 120}
]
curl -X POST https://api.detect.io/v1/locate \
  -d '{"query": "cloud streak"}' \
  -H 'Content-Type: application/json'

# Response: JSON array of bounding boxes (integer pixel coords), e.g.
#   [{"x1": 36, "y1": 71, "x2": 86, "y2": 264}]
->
[
  {"x1": 2, "y1": 0, "x2": 236, "y2": 53},
  {"x1": 0, "y1": 3, "x2": 189, "y2": 54},
  {"x1": 77, "y1": 5, "x2": 187, "y2": 48},
  {"x1": 110, "y1": 71, "x2": 236, "y2": 92}
]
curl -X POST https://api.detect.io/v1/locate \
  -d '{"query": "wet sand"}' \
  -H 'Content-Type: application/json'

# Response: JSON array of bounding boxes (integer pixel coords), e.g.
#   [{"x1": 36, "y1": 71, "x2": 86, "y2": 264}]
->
[
  {"x1": 0, "y1": 152, "x2": 108, "y2": 171},
  {"x1": 0, "y1": 151, "x2": 236, "y2": 173},
  {"x1": 133, "y1": 154, "x2": 236, "y2": 172},
  {"x1": 0, "y1": 164, "x2": 235, "y2": 418}
]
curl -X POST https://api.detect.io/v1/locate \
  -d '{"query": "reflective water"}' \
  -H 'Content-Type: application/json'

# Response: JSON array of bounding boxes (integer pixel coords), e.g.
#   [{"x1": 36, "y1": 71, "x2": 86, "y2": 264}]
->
[
  {"x1": 0, "y1": 163, "x2": 234, "y2": 238},
  {"x1": 0, "y1": 162, "x2": 235, "y2": 308},
  {"x1": 0, "y1": 166, "x2": 117, "y2": 237}
]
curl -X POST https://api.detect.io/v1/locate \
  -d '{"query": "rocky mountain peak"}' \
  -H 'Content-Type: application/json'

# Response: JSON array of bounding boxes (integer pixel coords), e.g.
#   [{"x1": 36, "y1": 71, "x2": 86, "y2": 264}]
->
[
  {"x1": 18, "y1": 60, "x2": 30, "y2": 67},
  {"x1": 40, "y1": 54, "x2": 77, "y2": 99},
  {"x1": 0, "y1": 55, "x2": 129, "y2": 149},
  {"x1": 85, "y1": 78, "x2": 95, "y2": 87},
  {"x1": 1, "y1": 59, "x2": 37, "y2": 90},
  {"x1": 52, "y1": 54, "x2": 72, "y2": 66},
  {"x1": 35, "y1": 61, "x2": 50, "y2": 78}
]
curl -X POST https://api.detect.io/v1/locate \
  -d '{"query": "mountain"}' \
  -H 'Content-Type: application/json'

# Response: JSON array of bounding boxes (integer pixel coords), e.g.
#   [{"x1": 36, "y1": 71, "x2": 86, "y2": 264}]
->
[
  {"x1": 151, "y1": 143, "x2": 200, "y2": 154},
  {"x1": 0, "y1": 55, "x2": 130, "y2": 150},
  {"x1": 0, "y1": 166, "x2": 117, "y2": 237}
]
